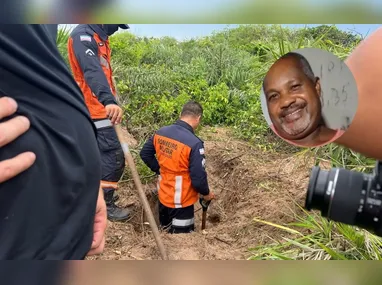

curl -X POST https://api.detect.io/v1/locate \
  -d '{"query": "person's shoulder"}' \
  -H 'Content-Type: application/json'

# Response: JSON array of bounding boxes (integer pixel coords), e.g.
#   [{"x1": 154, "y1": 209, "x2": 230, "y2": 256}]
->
[
  {"x1": 155, "y1": 123, "x2": 183, "y2": 138},
  {"x1": 180, "y1": 127, "x2": 204, "y2": 148},
  {"x1": 156, "y1": 123, "x2": 175, "y2": 134},
  {"x1": 155, "y1": 123, "x2": 204, "y2": 147},
  {"x1": 70, "y1": 25, "x2": 94, "y2": 39},
  {"x1": 0, "y1": 25, "x2": 57, "y2": 45},
  {"x1": 191, "y1": 133, "x2": 204, "y2": 149}
]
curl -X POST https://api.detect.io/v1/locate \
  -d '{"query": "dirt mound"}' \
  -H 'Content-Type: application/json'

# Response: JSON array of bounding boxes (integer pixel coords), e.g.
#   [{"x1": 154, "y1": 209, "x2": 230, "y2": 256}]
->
[{"x1": 91, "y1": 127, "x2": 314, "y2": 260}]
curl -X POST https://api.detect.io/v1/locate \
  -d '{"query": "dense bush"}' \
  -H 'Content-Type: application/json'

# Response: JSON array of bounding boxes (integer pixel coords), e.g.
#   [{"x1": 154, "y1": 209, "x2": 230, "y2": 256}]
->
[
  {"x1": 57, "y1": 24, "x2": 374, "y2": 168},
  {"x1": 57, "y1": 24, "x2": 361, "y2": 145},
  {"x1": 108, "y1": 25, "x2": 360, "y2": 144},
  {"x1": 108, "y1": 33, "x2": 265, "y2": 142}
]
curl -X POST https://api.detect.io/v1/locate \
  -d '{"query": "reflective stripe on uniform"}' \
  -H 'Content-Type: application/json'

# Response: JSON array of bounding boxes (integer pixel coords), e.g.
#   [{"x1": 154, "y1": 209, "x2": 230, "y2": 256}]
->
[
  {"x1": 100, "y1": 56, "x2": 110, "y2": 68},
  {"x1": 157, "y1": 175, "x2": 162, "y2": 191},
  {"x1": 174, "y1": 176, "x2": 183, "y2": 208},
  {"x1": 172, "y1": 217, "x2": 195, "y2": 227},
  {"x1": 101, "y1": 180, "x2": 118, "y2": 189},
  {"x1": 94, "y1": 119, "x2": 112, "y2": 129}
]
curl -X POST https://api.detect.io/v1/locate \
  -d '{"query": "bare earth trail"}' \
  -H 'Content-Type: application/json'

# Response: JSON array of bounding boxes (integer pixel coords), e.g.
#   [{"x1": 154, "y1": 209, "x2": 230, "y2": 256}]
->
[{"x1": 90, "y1": 127, "x2": 314, "y2": 260}]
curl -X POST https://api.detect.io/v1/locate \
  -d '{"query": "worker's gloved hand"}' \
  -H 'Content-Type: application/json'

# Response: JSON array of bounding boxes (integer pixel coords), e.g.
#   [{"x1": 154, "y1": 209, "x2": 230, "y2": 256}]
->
[
  {"x1": 105, "y1": 104, "x2": 123, "y2": 125},
  {"x1": 199, "y1": 197, "x2": 210, "y2": 210},
  {"x1": 203, "y1": 192, "x2": 215, "y2": 201},
  {"x1": 199, "y1": 192, "x2": 215, "y2": 210},
  {"x1": 0, "y1": 97, "x2": 36, "y2": 183}
]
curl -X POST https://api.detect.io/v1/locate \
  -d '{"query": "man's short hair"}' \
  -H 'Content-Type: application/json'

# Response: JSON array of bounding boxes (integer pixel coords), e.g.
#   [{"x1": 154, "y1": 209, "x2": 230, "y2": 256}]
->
[
  {"x1": 180, "y1": 100, "x2": 203, "y2": 117},
  {"x1": 263, "y1": 52, "x2": 316, "y2": 90},
  {"x1": 279, "y1": 52, "x2": 315, "y2": 82}
]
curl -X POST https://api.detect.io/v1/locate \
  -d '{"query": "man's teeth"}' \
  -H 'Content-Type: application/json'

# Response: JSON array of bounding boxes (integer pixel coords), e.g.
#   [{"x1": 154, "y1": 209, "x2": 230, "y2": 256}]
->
[{"x1": 286, "y1": 109, "x2": 301, "y2": 117}]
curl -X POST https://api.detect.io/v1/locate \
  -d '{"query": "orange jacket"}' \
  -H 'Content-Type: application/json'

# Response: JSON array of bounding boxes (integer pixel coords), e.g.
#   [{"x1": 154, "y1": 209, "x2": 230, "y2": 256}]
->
[
  {"x1": 140, "y1": 120, "x2": 210, "y2": 208},
  {"x1": 67, "y1": 24, "x2": 117, "y2": 120}
]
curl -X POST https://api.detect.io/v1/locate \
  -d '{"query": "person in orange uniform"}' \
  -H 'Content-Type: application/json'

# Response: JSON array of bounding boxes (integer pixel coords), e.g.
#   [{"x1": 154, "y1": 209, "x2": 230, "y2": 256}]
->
[
  {"x1": 140, "y1": 101, "x2": 215, "y2": 233},
  {"x1": 67, "y1": 24, "x2": 131, "y2": 222}
]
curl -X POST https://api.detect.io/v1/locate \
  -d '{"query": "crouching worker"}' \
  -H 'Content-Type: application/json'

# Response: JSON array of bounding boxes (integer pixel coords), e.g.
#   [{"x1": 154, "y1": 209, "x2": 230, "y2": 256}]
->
[{"x1": 140, "y1": 101, "x2": 215, "y2": 233}]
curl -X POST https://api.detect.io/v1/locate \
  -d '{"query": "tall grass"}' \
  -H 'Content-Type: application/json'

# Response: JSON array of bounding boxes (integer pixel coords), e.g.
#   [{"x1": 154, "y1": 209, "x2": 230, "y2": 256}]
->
[
  {"x1": 56, "y1": 25, "x2": 71, "y2": 66},
  {"x1": 312, "y1": 144, "x2": 376, "y2": 172},
  {"x1": 249, "y1": 204, "x2": 382, "y2": 260}
]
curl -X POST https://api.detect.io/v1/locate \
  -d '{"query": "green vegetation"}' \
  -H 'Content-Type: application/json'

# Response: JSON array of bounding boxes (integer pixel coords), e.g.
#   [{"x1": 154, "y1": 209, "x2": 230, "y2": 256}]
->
[
  {"x1": 56, "y1": 25, "x2": 71, "y2": 66},
  {"x1": 250, "y1": 204, "x2": 382, "y2": 260},
  {"x1": 57, "y1": 24, "x2": 381, "y2": 259}
]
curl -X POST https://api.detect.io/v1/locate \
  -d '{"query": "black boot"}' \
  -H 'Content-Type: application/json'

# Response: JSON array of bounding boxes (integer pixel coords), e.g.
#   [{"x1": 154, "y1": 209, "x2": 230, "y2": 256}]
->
[
  {"x1": 104, "y1": 190, "x2": 131, "y2": 222},
  {"x1": 112, "y1": 194, "x2": 119, "y2": 203}
]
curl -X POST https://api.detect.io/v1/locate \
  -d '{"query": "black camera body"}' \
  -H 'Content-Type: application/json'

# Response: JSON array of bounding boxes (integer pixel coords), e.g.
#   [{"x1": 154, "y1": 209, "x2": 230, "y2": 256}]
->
[{"x1": 305, "y1": 160, "x2": 382, "y2": 237}]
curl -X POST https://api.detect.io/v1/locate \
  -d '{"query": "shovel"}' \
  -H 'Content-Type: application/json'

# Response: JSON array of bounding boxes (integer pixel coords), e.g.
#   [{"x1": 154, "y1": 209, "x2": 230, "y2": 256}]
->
[{"x1": 199, "y1": 197, "x2": 211, "y2": 230}]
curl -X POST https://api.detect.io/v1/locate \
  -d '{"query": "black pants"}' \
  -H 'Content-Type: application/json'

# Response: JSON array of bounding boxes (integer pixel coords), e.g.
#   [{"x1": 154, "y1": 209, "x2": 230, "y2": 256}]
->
[
  {"x1": 159, "y1": 202, "x2": 195, "y2": 234},
  {"x1": 95, "y1": 125, "x2": 125, "y2": 195},
  {"x1": 0, "y1": 263, "x2": 66, "y2": 285}
]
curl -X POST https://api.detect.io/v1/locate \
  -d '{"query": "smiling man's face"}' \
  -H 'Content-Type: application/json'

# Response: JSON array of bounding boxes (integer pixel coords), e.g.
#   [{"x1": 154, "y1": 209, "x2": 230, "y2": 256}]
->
[{"x1": 263, "y1": 56, "x2": 322, "y2": 141}]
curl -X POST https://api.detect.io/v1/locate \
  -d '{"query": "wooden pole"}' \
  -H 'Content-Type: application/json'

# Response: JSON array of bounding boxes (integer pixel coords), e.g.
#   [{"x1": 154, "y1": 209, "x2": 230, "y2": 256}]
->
[
  {"x1": 114, "y1": 124, "x2": 169, "y2": 260},
  {"x1": 111, "y1": 75, "x2": 168, "y2": 260}
]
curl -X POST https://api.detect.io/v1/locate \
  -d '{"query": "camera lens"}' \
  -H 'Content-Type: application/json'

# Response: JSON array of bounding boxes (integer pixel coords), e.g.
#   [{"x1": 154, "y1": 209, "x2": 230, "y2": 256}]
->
[
  {"x1": 305, "y1": 166, "x2": 330, "y2": 214},
  {"x1": 305, "y1": 166, "x2": 369, "y2": 225}
]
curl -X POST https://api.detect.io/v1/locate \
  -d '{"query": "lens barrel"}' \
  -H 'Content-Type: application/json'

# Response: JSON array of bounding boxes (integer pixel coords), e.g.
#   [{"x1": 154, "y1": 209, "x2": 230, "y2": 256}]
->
[
  {"x1": 305, "y1": 166, "x2": 371, "y2": 226},
  {"x1": 305, "y1": 166, "x2": 329, "y2": 213}
]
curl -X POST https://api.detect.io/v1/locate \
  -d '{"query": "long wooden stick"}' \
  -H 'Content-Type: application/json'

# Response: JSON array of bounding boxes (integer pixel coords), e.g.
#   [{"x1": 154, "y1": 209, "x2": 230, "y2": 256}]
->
[
  {"x1": 201, "y1": 210, "x2": 207, "y2": 230},
  {"x1": 114, "y1": 124, "x2": 169, "y2": 260}
]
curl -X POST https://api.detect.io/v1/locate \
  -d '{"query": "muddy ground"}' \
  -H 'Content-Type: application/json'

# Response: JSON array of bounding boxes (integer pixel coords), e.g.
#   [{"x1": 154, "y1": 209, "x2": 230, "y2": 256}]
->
[{"x1": 89, "y1": 127, "x2": 316, "y2": 260}]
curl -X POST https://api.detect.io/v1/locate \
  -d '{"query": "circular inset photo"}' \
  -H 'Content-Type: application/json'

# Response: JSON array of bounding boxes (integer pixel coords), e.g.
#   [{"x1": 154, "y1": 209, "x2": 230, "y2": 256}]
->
[{"x1": 260, "y1": 48, "x2": 358, "y2": 148}]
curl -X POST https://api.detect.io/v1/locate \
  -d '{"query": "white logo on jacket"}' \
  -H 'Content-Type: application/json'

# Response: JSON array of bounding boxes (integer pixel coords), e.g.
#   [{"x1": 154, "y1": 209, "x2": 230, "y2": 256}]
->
[
  {"x1": 85, "y1": 49, "x2": 95, "y2": 56},
  {"x1": 80, "y1": 35, "x2": 92, "y2": 42}
]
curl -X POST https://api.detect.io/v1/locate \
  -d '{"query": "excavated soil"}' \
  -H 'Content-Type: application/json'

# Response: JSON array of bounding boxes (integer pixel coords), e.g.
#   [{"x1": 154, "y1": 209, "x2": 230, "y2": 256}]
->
[{"x1": 89, "y1": 127, "x2": 317, "y2": 260}]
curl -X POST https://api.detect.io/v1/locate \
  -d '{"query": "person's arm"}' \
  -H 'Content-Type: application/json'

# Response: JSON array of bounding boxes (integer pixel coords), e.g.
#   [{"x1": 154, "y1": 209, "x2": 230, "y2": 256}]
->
[
  {"x1": 189, "y1": 141, "x2": 210, "y2": 196},
  {"x1": 139, "y1": 136, "x2": 160, "y2": 175},
  {"x1": 0, "y1": 97, "x2": 36, "y2": 183},
  {"x1": 87, "y1": 186, "x2": 107, "y2": 256},
  {"x1": 334, "y1": 27, "x2": 382, "y2": 160},
  {"x1": 71, "y1": 33, "x2": 117, "y2": 107}
]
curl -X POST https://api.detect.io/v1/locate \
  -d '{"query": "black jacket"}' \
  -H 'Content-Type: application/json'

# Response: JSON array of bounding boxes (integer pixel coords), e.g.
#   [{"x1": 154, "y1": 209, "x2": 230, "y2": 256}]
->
[{"x1": 0, "y1": 24, "x2": 101, "y2": 260}]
